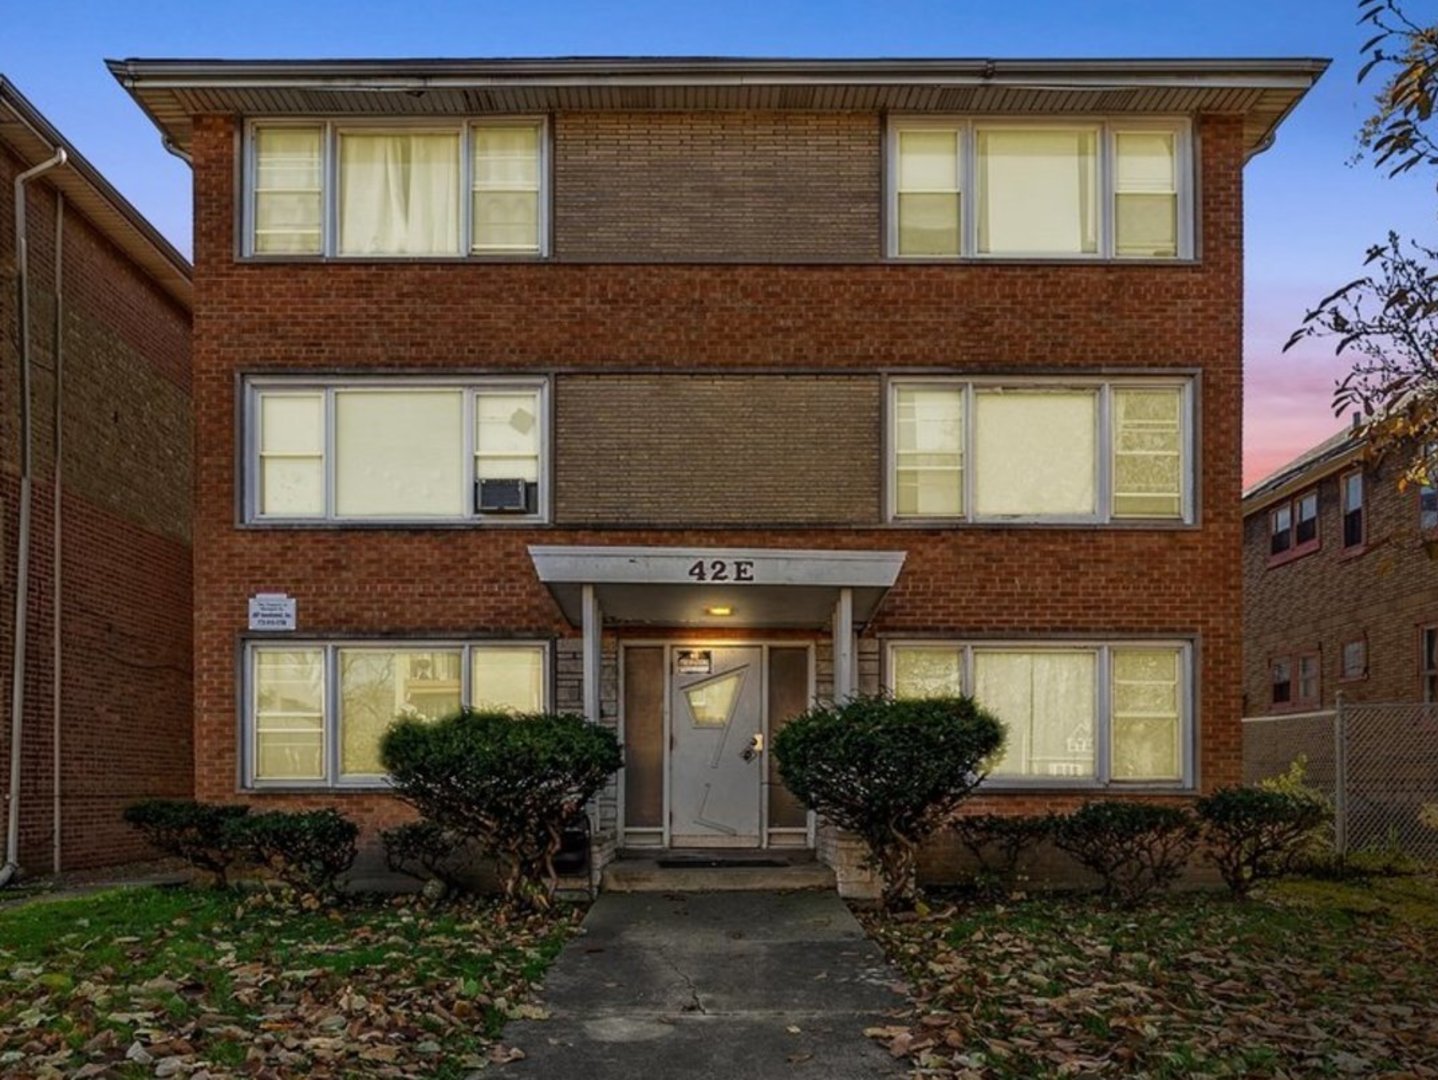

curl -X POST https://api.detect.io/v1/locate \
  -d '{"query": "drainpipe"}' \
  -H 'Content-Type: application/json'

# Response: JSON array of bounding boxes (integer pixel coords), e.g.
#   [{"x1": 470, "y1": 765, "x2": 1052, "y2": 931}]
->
[
  {"x1": 2, "y1": 145, "x2": 67, "y2": 889},
  {"x1": 50, "y1": 191, "x2": 64, "y2": 876},
  {"x1": 161, "y1": 137, "x2": 192, "y2": 166}
]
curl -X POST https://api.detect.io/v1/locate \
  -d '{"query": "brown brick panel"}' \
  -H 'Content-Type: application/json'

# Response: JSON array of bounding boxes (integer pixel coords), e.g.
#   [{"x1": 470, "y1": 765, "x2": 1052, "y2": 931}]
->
[
  {"x1": 555, "y1": 374, "x2": 880, "y2": 525},
  {"x1": 554, "y1": 111, "x2": 881, "y2": 262}
]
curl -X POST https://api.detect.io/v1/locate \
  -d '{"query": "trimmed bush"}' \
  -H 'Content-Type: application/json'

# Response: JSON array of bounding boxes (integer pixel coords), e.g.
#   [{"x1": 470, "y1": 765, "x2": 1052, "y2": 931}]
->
[
  {"x1": 122, "y1": 800, "x2": 250, "y2": 887},
  {"x1": 1053, "y1": 801, "x2": 1199, "y2": 906},
  {"x1": 951, "y1": 813, "x2": 1054, "y2": 893},
  {"x1": 380, "y1": 709, "x2": 623, "y2": 910},
  {"x1": 226, "y1": 809, "x2": 358, "y2": 896},
  {"x1": 382, "y1": 820, "x2": 470, "y2": 895},
  {"x1": 1197, "y1": 785, "x2": 1332, "y2": 897},
  {"x1": 773, "y1": 694, "x2": 1004, "y2": 912}
]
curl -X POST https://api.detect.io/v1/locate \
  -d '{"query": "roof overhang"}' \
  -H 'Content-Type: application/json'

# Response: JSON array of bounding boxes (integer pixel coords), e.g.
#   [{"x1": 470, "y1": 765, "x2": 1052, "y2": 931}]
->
[
  {"x1": 529, "y1": 544, "x2": 906, "y2": 629},
  {"x1": 1242, "y1": 427, "x2": 1365, "y2": 514},
  {"x1": 0, "y1": 77, "x2": 191, "y2": 310},
  {"x1": 107, "y1": 55, "x2": 1329, "y2": 159}
]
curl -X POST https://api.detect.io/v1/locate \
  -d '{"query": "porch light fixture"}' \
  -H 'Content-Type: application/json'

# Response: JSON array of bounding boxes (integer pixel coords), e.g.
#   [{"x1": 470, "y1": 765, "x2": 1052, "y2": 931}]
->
[{"x1": 705, "y1": 605, "x2": 734, "y2": 617}]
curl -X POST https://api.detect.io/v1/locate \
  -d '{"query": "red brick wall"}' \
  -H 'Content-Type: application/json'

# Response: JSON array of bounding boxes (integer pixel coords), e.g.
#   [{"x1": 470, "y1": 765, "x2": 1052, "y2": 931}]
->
[
  {"x1": 1244, "y1": 456, "x2": 1438, "y2": 714},
  {"x1": 0, "y1": 141, "x2": 192, "y2": 873},
  {"x1": 189, "y1": 111, "x2": 1245, "y2": 844}
]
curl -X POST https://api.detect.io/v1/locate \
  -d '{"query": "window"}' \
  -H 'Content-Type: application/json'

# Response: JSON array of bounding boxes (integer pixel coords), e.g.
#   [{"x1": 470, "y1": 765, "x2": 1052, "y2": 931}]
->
[
  {"x1": 247, "y1": 120, "x2": 547, "y2": 258},
  {"x1": 1341, "y1": 638, "x2": 1367, "y2": 681},
  {"x1": 1270, "y1": 652, "x2": 1319, "y2": 708},
  {"x1": 1341, "y1": 470, "x2": 1365, "y2": 549},
  {"x1": 1421, "y1": 453, "x2": 1437, "y2": 532},
  {"x1": 248, "y1": 641, "x2": 549, "y2": 786},
  {"x1": 889, "y1": 118, "x2": 1190, "y2": 259},
  {"x1": 1268, "y1": 489, "x2": 1319, "y2": 561},
  {"x1": 1424, "y1": 628, "x2": 1438, "y2": 703},
  {"x1": 888, "y1": 641, "x2": 1191, "y2": 786},
  {"x1": 248, "y1": 379, "x2": 548, "y2": 523},
  {"x1": 887, "y1": 379, "x2": 1191, "y2": 522}
]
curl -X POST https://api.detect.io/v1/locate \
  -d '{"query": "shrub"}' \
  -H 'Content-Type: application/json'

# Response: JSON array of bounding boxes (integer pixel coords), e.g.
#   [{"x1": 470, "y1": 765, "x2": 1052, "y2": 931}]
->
[
  {"x1": 226, "y1": 809, "x2": 358, "y2": 896},
  {"x1": 773, "y1": 694, "x2": 1004, "y2": 912},
  {"x1": 382, "y1": 820, "x2": 470, "y2": 895},
  {"x1": 1053, "y1": 801, "x2": 1199, "y2": 906},
  {"x1": 122, "y1": 800, "x2": 250, "y2": 887},
  {"x1": 380, "y1": 709, "x2": 623, "y2": 910},
  {"x1": 951, "y1": 813, "x2": 1054, "y2": 893},
  {"x1": 1197, "y1": 785, "x2": 1332, "y2": 897}
]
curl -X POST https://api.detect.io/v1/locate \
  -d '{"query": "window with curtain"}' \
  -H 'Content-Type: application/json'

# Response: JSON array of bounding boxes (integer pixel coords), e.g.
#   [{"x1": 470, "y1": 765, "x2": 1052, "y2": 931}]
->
[
  {"x1": 1114, "y1": 131, "x2": 1178, "y2": 257},
  {"x1": 974, "y1": 388, "x2": 1097, "y2": 517},
  {"x1": 472, "y1": 124, "x2": 542, "y2": 253},
  {"x1": 249, "y1": 380, "x2": 548, "y2": 523},
  {"x1": 338, "y1": 132, "x2": 461, "y2": 255},
  {"x1": 250, "y1": 121, "x2": 548, "y2": 258},
  {"x1": 1111, "y1": 647, "x2": 1182, "y2": 781},
  {"x1": 1112, "y1": 387, "x2": 1184, "y2": 518},
  {"x1": 248, "y1": 641, "x2": 548, "y2": 786},
  {"x1": 890, "y1": 641, "x2": 1190, "y2": 785},
  {"x1": 253, "y1": 648, "x2": 326, "y2": 780},
  {"x1": 1341, "y1": 470, "x2": 1365, "y2": 548},
  {"x1": 893, "y1": 386, "x2": 963, "y2": 517},
  {"x1": 338, "y1": 649, "x2": 462, "y2": 776},
  {"x1": 896, "y1": 129, "x2": 961, "y2": 256},
  {"x1": 334, "y1": 390, "x2": 465, "y2": 517},
  {"x1": 977, "y1": 127, "x2": 1098, "y2": 255},
  {"x1": 889, "y1": 118, "x2": 1188, "y2": 259},
  {"x1": 253, "y1": 127, "x2": 323, "y2": 254}
]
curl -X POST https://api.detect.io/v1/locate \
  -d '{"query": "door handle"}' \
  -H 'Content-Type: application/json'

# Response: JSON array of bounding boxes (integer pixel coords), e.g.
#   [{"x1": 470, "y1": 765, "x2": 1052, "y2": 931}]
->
[{"x1": 741, "y1": 732, "x2": 764, "y2": 762}]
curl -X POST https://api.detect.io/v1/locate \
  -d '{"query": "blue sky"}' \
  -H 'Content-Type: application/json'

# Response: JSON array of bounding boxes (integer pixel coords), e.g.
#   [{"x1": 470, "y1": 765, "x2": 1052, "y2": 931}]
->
[{"x1": 4, "y1": 0, "x2": 1432, "y2": 481}]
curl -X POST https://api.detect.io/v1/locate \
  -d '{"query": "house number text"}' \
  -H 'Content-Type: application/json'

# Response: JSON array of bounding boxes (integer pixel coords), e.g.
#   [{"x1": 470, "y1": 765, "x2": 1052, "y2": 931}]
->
[{"x1": 687, "y1": 559, "x2": 755, "y2": 583}]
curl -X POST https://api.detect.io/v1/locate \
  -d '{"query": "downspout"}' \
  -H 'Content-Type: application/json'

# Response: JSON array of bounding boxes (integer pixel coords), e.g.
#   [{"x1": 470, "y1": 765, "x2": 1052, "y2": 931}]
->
[
  {"x1": 2, "y1": 145, "x2": 67, "y2": 888},
  {"x1": 50, "y1": 192, "x2": 64, "y2": 876}
]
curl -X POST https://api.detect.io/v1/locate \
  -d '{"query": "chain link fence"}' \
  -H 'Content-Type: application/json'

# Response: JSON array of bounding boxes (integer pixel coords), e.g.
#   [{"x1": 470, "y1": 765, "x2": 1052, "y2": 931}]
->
[{"x1": 1243, "y1": 698, "x2": 1438, "y2": 860}]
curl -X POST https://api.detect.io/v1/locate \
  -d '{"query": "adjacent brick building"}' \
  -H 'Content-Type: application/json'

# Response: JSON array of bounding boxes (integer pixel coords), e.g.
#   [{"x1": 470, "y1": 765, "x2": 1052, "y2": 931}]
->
[
  {"x1": 0, "y1": 78, "x2": 192, "y2": 875},
  {"x1": 112, "y1": 56, "x2": 1323, "y2": 893},
  {"x1": 1243, "y1": 425, "x2": 1438, "y2": 715}
]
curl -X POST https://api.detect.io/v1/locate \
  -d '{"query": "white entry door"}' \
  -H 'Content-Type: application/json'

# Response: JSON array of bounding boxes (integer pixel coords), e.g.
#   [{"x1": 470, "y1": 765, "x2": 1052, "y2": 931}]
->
[{"x1": 669, "y1": 646, "x2": 764, "y2": 847}]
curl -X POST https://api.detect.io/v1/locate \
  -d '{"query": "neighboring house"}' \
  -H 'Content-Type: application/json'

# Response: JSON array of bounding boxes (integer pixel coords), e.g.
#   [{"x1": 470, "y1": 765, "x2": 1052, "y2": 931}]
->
[
  {"x1": 111, "y1": 55, "x2": 1322, "y2": 894},
  {"x1": 1244, "y1": 423, "x2": 1438, "y2": 715},
  {"x1": 0, "y1": 78, "x2": 192, "y2": 877}
]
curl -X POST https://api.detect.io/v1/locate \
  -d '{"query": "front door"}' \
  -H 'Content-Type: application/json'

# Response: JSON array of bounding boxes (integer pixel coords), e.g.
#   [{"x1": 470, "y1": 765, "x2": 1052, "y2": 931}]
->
[{"x1": 670, "y1": 646, "x2": 764, "y2": 847}]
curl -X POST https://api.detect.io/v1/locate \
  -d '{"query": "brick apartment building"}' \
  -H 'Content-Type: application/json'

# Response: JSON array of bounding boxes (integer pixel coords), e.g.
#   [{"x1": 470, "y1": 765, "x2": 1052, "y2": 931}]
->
[
  {"x1": 112, "y1": 56, "x2": 1322, "y2": 892},
  {"x1": 0, "y1": 78, "x2": 192, "y2": 876},
  {"x1": 1244, "y1": 425, "x2": 1438, "y2": 716}
]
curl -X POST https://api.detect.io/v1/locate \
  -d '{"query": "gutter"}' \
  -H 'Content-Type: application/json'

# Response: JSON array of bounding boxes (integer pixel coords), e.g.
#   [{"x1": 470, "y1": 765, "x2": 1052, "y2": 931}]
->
[{"x1": 2, "y1": 144, "x2": 67, "y2": 889}]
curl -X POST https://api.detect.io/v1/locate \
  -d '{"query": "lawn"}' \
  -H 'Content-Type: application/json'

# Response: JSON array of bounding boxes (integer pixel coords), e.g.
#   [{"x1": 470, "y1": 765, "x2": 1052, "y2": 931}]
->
[
  {"x1": 860, "y1": 873, "x2": 1438, "y2": 1078},
  {"x1": 0, "y1": 887, "x2": 581, "y2": 1078}
]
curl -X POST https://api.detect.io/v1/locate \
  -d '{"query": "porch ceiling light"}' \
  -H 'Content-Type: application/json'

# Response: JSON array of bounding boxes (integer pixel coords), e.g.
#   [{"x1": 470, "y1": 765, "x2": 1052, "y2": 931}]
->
[{"x1": 705, "y1": 605, "x2": 734, "y2": 617}]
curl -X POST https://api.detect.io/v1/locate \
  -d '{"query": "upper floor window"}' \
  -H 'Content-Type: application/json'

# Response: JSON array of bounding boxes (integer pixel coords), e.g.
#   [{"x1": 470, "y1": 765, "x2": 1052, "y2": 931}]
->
[
  {"x1": 1341, "y1": 469, "x2": 1365, "y2": 549},
  {"x1": 888, "y1": 640, "x2": 1191, "y2": 786},
  {"x1": 889, "y1": 119, "x2": 1190, "y2": 260},
  {"x1": 1271, "y1": 651, "x2": 1319, "y2": 709},
  {"x1": 1420, "y1": 451, "x2": 1438, "y2": 533},
  {"x1": 888, "y1": 378, "x2": 1192, "y2": 523},
  {"x1": 246, "y1": 119, "x2": 547, "y2": 258},
  {"x1": 1268, "y1": 488, "x2": 1318, "y2": 562},
  {"x1": 1424, "y1": 627, "x2": 1438, "y2": 703},
  {"x1": 248, "y1": 378, "x2": 547, "y2": 523}
]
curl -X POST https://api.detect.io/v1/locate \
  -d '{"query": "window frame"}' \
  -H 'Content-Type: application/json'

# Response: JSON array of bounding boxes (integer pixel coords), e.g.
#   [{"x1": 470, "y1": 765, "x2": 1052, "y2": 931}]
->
[
  {"x1": 243, "y1": 375, "x2": 551, "y2": 526},
  {"x1": 884, "y1": 375, "x2": 1195, "y2": 525},
  {"x1": 885, "y1": 115, "x2": 1194, "y2": 261},
  {"x1": 1266, "y1": 486, "x2": 1320, "y2": 566},
  {"x1": 244, "y1": 639, "x2": 553, "y2": 789},
  {"x1": 1340, "y1": 636, "x2": 1368, "y2": 683},
  {"x1": 1269, "y1": 650, "x2": 1321, "y2": 711},
  {"x1": 883, "y1": 639, "x2": 1195, "y2": 790},
  {"x1": 1340, "y1": 468, "x2": 1366, "y2": 552},
  {"x1": 241, "y1": 117, "x2": 552, "y2": 261},
  {"x1": 1422, "y1": 625, "x2": 1438, "y2": 704}
]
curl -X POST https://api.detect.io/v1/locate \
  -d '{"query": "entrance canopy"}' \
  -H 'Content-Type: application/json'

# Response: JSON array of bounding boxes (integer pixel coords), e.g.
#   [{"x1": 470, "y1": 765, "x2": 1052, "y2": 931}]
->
[{"x1": 529, "y1": 545, "x2": 906, "y2": 630}]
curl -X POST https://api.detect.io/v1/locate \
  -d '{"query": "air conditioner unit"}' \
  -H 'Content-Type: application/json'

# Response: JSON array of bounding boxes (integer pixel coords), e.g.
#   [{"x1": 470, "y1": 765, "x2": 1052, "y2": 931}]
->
[{"x1": 477, "y1": 478, "x2": 531, "y2": 514}]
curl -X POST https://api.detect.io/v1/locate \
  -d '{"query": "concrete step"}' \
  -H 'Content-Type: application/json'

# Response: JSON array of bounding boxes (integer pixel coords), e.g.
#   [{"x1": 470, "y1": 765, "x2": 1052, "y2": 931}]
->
[{"x1": 602, "y1": 856, "x2": 836, "y2": 893}]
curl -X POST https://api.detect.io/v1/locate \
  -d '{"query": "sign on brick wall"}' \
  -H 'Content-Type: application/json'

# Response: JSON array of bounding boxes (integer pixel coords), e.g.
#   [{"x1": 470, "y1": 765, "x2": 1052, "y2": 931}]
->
[{"x1": 247, "y1": 592, "x2": 296, "y2": 632}]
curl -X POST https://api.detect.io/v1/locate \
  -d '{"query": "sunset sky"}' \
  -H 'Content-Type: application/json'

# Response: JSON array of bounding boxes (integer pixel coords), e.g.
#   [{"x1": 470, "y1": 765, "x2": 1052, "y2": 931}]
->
[{"x1": 5, "y1": 0, "x2": 1431, "y2": 488}]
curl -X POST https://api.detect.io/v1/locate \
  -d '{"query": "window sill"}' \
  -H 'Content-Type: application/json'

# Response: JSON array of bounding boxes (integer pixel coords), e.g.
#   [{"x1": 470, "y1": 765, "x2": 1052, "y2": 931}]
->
[
  {"x1": 1337, "y1": 674, "x2": 1369, "y2": 684},
  {"x1": 1338, "y1": 543, "x2": 1368, "y2": 562},
  {"x1": 885, "y1": 517, "x2": 1197, "y2": 530},
  {"x1": 883, "y1": 255, "x2": 1200, "y2": 267},
  {"x1": 979, "y1": 779, "x2": 1191, "y2": 793},
  {"x1": 240, "y1": 518, "x2": 551, "y2": 531},
  {"x1": 238, "y1": 253, "x2": 551, "y2": 265},
  {"x1": 1266, "y1": 541, "x2": 1320, "y2": 569}
]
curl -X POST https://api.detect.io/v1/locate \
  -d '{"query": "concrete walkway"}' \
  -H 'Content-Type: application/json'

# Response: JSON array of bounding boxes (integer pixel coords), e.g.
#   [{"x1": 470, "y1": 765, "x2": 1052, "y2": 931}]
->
[{"x1": 506, "y1": 891, "x2": 907, "y2": 1078}]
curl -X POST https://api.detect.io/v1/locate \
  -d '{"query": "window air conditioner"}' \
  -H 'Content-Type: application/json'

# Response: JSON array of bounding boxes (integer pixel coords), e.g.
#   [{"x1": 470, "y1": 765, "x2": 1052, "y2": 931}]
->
[{"x1": 477, "y1": 478, "x2": 531, "y2": 514}]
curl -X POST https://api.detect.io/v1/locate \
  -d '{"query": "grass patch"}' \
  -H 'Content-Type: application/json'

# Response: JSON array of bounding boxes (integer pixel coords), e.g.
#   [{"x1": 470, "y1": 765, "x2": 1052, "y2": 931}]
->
[
  {"x1": 0, "y1": 886, "x2": 580, "y2": 1077},
  {"x1": 859, "y1": 873, "x2": 1438, "y2": 1077}
]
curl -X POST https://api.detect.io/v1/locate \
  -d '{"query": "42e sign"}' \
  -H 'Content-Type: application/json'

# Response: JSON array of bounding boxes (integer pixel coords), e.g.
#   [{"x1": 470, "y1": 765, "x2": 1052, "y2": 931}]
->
[{"x1": 687, "y1": 558, "x2": 756, "y2": 583}]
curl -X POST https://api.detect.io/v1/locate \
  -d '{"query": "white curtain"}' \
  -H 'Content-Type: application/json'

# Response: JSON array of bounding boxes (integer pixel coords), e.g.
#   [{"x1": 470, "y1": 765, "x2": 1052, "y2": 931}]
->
[
  {"x1": 339, "y1": 133, "x2": 460, "y2": 255},
  {"x1": 974, "y1": 650, "x2": 1096, "y2": 779},
  {"x1": 334, "y1": 390, "x2": 464, "y2": 517},
  {"x1": 259, "y1": 392, "x2": 324, "y2": 516},
  {"x1": 892, "y1": 647, "x2": 964, "y2": 699},
  {"x1": 472, "y1": 647, "x2": 545, "y2": 713},
  {"x1": 974, "y1": 389, "x2": 1096, "y2": 516},
  {"x1": 978, "y1": 128, "x2": 1097, "y2": 254},
  {"x1": 897, "y1": 129, "x2": 961, "y2": 256}
]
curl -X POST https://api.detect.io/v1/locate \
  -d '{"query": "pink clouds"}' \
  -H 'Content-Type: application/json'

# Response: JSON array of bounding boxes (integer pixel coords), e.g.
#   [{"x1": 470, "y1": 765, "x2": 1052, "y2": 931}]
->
[{"x1": 1243, "y1": 344, "x2": 1352, "y2": 489}]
